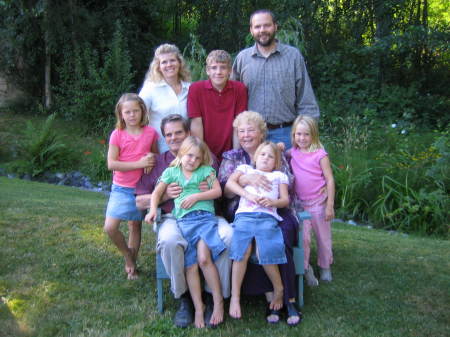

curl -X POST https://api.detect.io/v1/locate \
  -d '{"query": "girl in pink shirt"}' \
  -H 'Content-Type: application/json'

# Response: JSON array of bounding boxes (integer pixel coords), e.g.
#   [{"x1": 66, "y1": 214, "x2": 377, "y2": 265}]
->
[
  {"x1": 289, "y1": 115, "x2": 335, "y2": 286},
  {"x1": 104, "y1": 93, "x2": 158, "y2": 280}
]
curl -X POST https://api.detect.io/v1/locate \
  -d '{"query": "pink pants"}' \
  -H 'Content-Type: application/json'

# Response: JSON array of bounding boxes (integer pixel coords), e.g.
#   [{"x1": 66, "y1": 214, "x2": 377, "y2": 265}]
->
[{"x1": 301, "y1": 194, "x2": 333, "y2": 269}]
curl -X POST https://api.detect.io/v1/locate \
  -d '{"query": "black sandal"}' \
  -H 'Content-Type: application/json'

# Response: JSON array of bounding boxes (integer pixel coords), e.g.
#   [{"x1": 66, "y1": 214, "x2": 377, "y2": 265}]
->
[
  {"x1": 265, "y1": 303, "x2": 281, "y2": 324},
  {"x1": 286, "y1": 302, "x2": 302, "y2": 327}
]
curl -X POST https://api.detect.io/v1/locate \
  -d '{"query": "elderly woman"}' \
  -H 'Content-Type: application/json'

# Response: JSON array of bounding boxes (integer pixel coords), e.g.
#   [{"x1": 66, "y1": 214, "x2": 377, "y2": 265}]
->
[
  {"x1": 218, "y1": 111, "x2": 301, "y2": 326},
  {"x1": 139, "y1": 44, "x2": 191, "y2": 153}
]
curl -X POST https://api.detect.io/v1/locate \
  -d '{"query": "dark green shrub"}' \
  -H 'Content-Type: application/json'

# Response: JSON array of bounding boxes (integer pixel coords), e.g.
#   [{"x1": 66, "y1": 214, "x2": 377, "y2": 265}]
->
[
  {"x1": 5, "y1": 114, "x2": 72, "y2": 177},
  {"x1": 426, "y1": 131, "x2": 450, "y2": 192},
  {"x1": 332, "y1": 163, "x2": 373, "y2": 221},
  {"x1": 183, "y1": 33, "x2": 207, "y2": 81},
  {"x1": 80, "y1": 143, "x2": 111, "y2": 183},
  {"x1": 372, "y1": 175, "x2": 449, "y2": 237},
  {"x1": 55, "y1": 21, "x2": 134, "y2": 138}
]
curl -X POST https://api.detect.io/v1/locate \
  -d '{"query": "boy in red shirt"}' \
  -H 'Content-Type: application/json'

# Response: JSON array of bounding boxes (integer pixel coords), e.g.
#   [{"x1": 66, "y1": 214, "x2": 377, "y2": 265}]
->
[{"x1": 188, "y1": 50, "x2": 248, "y2": 162}]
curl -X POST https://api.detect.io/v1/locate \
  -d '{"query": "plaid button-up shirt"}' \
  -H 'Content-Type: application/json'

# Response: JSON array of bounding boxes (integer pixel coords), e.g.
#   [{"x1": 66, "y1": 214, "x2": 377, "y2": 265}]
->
[{"x1": 232, "y1": 42, "x2": 320, "y2": 124}]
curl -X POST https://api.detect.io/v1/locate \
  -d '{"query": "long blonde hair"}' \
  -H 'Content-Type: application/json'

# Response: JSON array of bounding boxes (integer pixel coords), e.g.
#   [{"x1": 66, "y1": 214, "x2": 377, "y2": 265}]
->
[
  {"x1": 291, "y1": 115, "x2": 323, "y2": 152},
  {"x1": 144, "y1": 44, "x2": 191, "y2": 84},
  {"x1": 253, "y1": 141, "x2": 282, "y2": 171},
  {"x1": 114, "y1": 93, "x2": 149, "y2": 130},
  {"x1": 170, "y1": 136, "x2": 212, "y2": 168}
]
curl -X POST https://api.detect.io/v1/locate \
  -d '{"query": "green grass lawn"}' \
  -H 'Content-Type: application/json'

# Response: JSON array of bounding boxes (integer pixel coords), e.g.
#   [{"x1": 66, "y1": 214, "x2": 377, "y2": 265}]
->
[{"x1": 0, "y1": 177, "x2": 449, "y2": 337}]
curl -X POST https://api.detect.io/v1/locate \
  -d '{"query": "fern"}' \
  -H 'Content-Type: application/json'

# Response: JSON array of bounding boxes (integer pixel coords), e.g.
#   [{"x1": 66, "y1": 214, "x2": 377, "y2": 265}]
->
[{"x1": 7, "y1": 114, "x2": 70, "y2": 177}]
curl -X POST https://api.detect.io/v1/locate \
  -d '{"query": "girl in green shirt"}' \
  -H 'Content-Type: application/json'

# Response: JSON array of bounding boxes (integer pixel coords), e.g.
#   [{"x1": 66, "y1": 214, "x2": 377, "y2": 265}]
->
[{"x1": 146, "y1": 136, "x2": 225, "y2": 328}]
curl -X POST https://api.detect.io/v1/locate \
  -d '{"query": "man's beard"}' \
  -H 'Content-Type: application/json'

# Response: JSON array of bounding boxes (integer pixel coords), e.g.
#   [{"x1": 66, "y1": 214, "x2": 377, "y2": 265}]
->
[{"x1": 255, "y1": 32, "x2": 275, "y2": 47}]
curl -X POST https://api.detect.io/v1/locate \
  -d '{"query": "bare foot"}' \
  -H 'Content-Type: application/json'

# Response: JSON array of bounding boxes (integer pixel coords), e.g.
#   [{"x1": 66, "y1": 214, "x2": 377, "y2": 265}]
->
[
  {"x1": 127, "y1": 270, "x2": 138, "y2": 280},
  {"x1": 269, "y1": 288, "x2": 283, "y2": 311},
  {"x1": 209, "y1": 299, "x2": 224, "y2": 326},
  {"x1": 194, "y1": 307, "x2": 205, "y2": 328},
  {"x1": 229, "y1": 296, "x2": 241, "y2": 319},
  {"x1": 124, "y1": 250, "x2": 138, "y2": 280}
]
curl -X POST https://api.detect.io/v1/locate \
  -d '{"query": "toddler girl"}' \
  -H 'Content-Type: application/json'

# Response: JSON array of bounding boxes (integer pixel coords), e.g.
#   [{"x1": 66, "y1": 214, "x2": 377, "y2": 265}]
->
[
  {"x1": 289, "y1": 115, "x2": 335, "y2": 286},
  {"x1": 225, "y1": 141, "x2": 288, "y2": 321},
  {"x1": 146, "y1": 136, "x2": 225, "y2": 328},
  {"x1": 104, "y1": 93, "x2": 158, "y2": 280}
]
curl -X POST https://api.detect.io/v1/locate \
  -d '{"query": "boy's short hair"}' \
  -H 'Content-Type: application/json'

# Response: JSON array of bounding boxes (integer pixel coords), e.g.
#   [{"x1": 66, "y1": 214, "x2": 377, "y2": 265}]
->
[{"x1": 206, "y1": 50, "x2": 232, "y2": 68}]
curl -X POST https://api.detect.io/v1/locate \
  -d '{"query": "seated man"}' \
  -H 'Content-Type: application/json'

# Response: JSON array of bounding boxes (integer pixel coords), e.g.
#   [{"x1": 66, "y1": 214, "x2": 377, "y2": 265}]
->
[
  {"x1": 135, "y1": 114, "x2": 232, "y2": 328},
  {"x1": 188, "y1": 49, "x2": 248, "y2": 162}
]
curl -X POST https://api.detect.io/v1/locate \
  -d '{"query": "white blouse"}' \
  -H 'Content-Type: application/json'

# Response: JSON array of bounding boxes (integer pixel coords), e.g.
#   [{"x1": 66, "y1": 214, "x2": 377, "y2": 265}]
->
[{"x1": 139, "y1": 80, "x2": 190, "y2": 153}]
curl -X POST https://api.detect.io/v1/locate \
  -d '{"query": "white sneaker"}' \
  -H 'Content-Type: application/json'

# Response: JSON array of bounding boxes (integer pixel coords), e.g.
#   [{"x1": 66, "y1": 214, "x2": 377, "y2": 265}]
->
[
  {"x1": 305, "y1": 267, "x2": 319, "y2": 286},
  {"x1": 320, "y1": 268, "x2": 332, "y2": 282}
]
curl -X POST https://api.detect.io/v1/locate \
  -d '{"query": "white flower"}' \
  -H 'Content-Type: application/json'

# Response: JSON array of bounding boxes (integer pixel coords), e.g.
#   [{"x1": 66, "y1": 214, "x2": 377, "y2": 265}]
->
[
  {"x1": 401, "y1": 129, "x2": 406, "y2": 134},
  {"x1": 391, "y1": 123, "x2": 397, "y2": 128}
]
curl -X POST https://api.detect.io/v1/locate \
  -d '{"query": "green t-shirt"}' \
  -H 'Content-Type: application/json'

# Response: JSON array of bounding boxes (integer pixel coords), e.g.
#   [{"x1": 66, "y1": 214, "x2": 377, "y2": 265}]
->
[{"x1": 160, "y1": 165, "x2": 216, "y2": 219}]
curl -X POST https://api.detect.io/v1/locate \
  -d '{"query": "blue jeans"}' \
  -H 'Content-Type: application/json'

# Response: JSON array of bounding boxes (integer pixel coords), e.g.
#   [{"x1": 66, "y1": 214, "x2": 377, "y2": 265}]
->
[{"x1": 267, "y1": 126, "x2": 292, "y2": 150}]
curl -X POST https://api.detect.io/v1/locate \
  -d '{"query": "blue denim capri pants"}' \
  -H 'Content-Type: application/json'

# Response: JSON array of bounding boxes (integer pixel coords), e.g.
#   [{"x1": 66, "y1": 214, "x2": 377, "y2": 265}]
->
[
  {"x1": 177, "y1": 210, "x2": 226, "y2": 267},
  {"x1": 105, "y1": 184, "x2": 143, "y2": 221},
  {"x1": 230, "y1": 212, "x2": 287, "y2": 265}
]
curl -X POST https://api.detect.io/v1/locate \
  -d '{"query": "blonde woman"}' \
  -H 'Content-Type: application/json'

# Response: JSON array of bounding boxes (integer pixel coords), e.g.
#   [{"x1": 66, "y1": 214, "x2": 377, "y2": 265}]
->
[{"x1": 139, "y1": 44, "x2": 191, "y2": 152}]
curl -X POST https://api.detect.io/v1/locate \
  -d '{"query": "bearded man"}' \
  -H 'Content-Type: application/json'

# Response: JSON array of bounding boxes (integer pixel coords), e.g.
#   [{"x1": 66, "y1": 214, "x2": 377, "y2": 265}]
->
[{"x1": 232, "y1": 9, "x2": 320, "y2": 148}]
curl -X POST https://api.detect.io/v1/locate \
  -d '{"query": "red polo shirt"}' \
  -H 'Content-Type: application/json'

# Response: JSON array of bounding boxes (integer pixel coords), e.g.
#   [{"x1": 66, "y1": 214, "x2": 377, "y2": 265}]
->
[{"x1": 187, "y1": 79, "x2": 248, "y2": 161}]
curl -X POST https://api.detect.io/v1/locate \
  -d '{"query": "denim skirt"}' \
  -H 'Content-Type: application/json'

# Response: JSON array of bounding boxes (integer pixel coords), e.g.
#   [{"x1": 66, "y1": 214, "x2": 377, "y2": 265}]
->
[
  {"x1": 105, "y1": 184, "x2": 143, "y2": 221},
  {"x1": 177, "y1": 211, "x2": 226, "y2": 267},
  {"x1": 230, "y1": 212, "x2": 287, "y2": 265}
]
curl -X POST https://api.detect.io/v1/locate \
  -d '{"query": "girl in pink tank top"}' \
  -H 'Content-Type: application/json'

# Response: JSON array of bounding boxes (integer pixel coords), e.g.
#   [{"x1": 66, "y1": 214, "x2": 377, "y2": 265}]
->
[{"x1": 289, "y1": 115, "x2": 335, "y2": 286}]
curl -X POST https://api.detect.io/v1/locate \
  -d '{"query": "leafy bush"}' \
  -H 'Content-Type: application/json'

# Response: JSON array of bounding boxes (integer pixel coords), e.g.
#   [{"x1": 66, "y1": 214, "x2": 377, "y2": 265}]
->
[
  {"x1": 55, "y1": 21, "x2": 134, "y2": 138},
  {"x1": 332, "y1": 163, "x2": 373, "y2": 221},
  {"x1": 5, "y1": 114, "x2": 72, "y2": 177},
  {"x1": 183, "y1": 33, "x2": 207, "y2": 81},
  {"x1": 372, "y1": 175, "x2": 449, "y2": 237},
  {"x1": 79, "y1": 141, "x2": 111, "y2": 183},
  {"x1": 323, "y1": 111, "x2": 448, "y2": 237},
  {"x1": 426, "y1": 131, "x2": 450, "y2": 192}
]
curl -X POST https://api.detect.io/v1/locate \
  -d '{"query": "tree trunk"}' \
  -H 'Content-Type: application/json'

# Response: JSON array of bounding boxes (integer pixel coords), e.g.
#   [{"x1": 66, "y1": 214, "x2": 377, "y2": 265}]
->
[
  {"x1": 44, "y1": 0, "x2": 51, "y2": 109},
  {"x1": 45, "y1": 32, "x2": 51, "y2": 109}
]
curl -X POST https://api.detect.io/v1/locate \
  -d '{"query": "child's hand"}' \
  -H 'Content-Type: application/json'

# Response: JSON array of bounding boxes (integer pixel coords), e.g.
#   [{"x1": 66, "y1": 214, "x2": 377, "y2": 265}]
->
[
  {"x1": 145, "y1": 210, "x2": 156, "y2": 224},
  {"x1": 325, "y1": 205, "x2": 335, "y2": 221},
  {"x1": 257, "y1": 197, "x2": 275, "y2": 208},
  {"x1": 276, "y1": 142, "x2": 285, "y2": 152},
  {"x1": 144, "y1": 165, "x2": 153, "y2": 174},
  {"x1": 180, "y1": 194, "x2": 198, "y2": 209},
  {"x1": 139, "y1": 153, "x2": 156, "y2": 169}
]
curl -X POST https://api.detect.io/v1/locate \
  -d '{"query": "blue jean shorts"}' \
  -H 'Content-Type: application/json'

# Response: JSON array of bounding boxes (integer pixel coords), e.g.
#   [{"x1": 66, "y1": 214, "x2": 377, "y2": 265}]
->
[
  {"x1": 230, "y1": 212, "x2": 287, "y2": 265},
  {"x1": 177, "y1": 211, "x2": 226, "y2": 267},
  {"x1": 105, "y1": 184, "x2": 143, "y2": 221}
]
